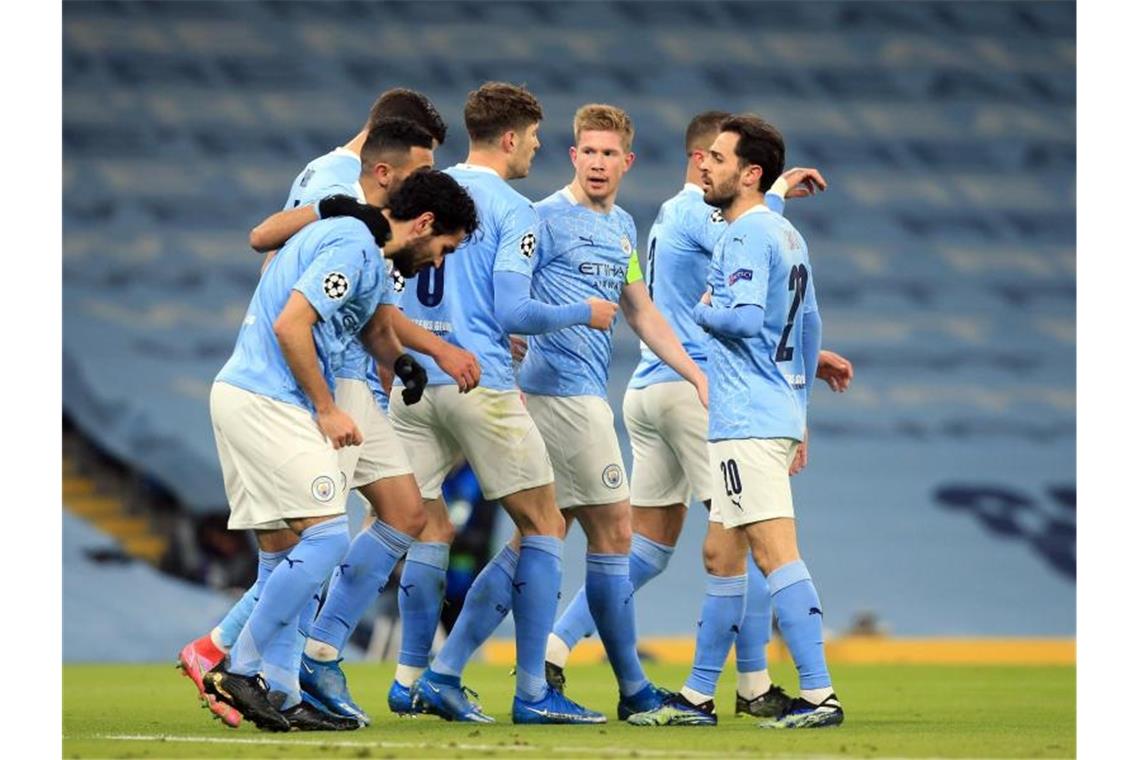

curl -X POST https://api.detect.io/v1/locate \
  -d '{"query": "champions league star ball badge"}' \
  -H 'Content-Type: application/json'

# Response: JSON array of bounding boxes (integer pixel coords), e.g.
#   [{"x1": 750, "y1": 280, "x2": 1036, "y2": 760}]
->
[
  {"x1": 519, "y1": 231, "x2": 537, "y2": 258},
  {"x1": 322, "y1": 272, "x2": 350, "y2": 300},
  {"x1": 311, "y1": 475, "x2": 336, "y2": 502},
  {"x1": 602, "y1": 464, "x2": 623, "y2": 489}
]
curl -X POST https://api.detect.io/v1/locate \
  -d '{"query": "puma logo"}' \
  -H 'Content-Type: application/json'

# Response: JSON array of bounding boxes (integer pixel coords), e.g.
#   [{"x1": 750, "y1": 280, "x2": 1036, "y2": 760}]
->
[
  {"x1": 512, "y1": 580, "x2": 527, "y2": 594},
  {"x1": 400, "y1": 583, "x2": 415, "y2": 597},
  {"x1": 284, "y1": 558, "x2": 304, "y2": 569},
  {"x1": 809, "y1": 607, "x2": 823, "y2": 616}
]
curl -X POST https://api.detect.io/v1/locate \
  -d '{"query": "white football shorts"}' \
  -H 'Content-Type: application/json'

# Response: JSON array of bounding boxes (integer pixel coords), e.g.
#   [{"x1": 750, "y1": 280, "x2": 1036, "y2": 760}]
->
[
  {"x1": 388, "y1": 385, "x2": 554, "y2": 501},
  {"x1": 526, "y1": 393, "x2": 629, "y2": 510},
  {"x1": 707, "y1": 437, "x2": 799, "y2": 529},
  {"x1": 623, "y1": 381, "x2": 712, "y2": 508},
  {"x1": 334, "y1": 377, "x2": 413, "y2": 489},
  {"x1": 210, "y1": 382, "x2": 348, "y2": 530}
]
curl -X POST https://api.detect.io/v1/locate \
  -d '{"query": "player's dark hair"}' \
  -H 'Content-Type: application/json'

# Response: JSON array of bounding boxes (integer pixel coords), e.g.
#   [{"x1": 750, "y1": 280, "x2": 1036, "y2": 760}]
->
[
  {"x1": 464, "y1": 82, "x2": 543, "y2": 144},
  {"x1": 386, "y1": 169, "x2": 479, "y2": 238},
  {"x1": 368, "y1": 88, "x2": 448, "y2": 145},
  {"x1": 721, "y1": 115, "x2": 785, "y2": 192},
  {"x1": 360, "y1": 117, "x2": 434, "y2": 168},
  {"x1": 685, "y1": 110, "x2": 731, "y2": 154}
]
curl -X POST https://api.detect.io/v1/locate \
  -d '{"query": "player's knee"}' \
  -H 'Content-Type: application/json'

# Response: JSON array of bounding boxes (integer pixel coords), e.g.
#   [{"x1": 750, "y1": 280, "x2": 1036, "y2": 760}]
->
[{"x1": 418, "y1": 510, "x2": 456, "y2": 544}]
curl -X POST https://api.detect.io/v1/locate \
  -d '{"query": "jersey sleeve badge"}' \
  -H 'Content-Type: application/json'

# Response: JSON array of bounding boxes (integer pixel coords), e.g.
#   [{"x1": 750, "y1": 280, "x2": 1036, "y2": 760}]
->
[
  {"x1": 322, "y1": 272, "x2": 350, "y2": 300},
  {"x1": 519, "y1": 231, "x2": 537, "y2": 258}
]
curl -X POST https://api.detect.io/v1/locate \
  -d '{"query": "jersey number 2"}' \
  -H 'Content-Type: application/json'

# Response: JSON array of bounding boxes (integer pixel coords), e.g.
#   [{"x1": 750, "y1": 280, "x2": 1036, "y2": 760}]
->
[
  {"x1": 416, "y1": 260, "x2": 445, "y2": 307},
  {"x1": 775, "y1": 264, "x2": 808, "y2": 362}
]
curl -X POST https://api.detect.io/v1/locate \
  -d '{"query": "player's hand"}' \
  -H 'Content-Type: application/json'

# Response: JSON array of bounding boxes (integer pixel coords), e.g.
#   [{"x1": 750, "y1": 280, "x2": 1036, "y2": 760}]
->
[
  {"x1": 817, "y1": 350, "x2": 854, "y2": 392},
  {"x1": 780, "y1": 167, "x2": 828, "y2": 199},
  {"x1": 510, "y1": 335, "x2": 529, "y2": 363},
  {"x1": 700, "y1": 289, "x2": 712, "y2": 306},
  {"x1": 317, "y1": 195, "x2": 391, "y2": 247},
  {"x1": 316, "y1": 406, "x2": 363, "y2": 450},
  {"x1": 789, "y1": 429, "x2": 809, "y2": 476},
  {"x1": 394, "y1": 353, "x2": 429, "y2": 405},
  {"x1": 436, "y1": 343, "x2": 481, "y2": 393},
  {"x1": 694, "y1": 373, "x2": 709, "y2": 410},
  {"x1": 586, "y1": 297, "x2": 619, "y2": 331}
]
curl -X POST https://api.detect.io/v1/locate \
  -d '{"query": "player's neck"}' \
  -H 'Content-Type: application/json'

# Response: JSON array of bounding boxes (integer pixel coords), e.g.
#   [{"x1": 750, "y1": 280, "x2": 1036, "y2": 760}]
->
[
  {"x1": 463, "y1": 148, "x2": 512, "y2": 180},
  {"x1": 567, "y1": 180, "x2": 616, "y2": 214},
  {"x1": 683, "y1": 158, "x2": 703, "y2": 187},
  {"x1": 723, "y1": 193, "x2": 766, "y2": 223},
  {"x1": 342, "y1": 129, "x2": 367, "y2": 156}
]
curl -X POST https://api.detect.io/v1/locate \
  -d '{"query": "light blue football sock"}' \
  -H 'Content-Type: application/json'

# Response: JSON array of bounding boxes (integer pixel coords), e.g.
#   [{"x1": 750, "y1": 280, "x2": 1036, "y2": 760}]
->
[
  {"x1": 768, "y1": 559, "x2": 832, "y2": 690},
  {"x1": 262, "y1": 591, "x2": 323, "y2": 710},
  {"x1": 513, "y1": 536, "x2": 563, "y2": 701},
  {"x1": 397, "y1": 542, "x2": 449, "y2": 669},
  {"x1": 308, "y1": 518, "x2": 414, "y2": 653},
  {"x1": 552, "y1": 533, "x2": 674, "y2": 650},
  {"x1": 736, "y1": 554, "x2": 772, "y2": 674},
  {"x1": 215, "y1": 586, "x2": 258, "y2": 650},
  {"x1": 432, "y1": 544, "x2": 518, "y2": 678},
  {"x1": 225, "y1": 548, "x2": 288, "y2": 661},
  {"x1": 586, "y1": 553, "x2": 649, "y2": 697},
  {"x1": 683, "y1": 573, "x2": 747, "y2": 697},
  {"x1": 230, "y1": 517, "x2": 349, "y2": 682}
]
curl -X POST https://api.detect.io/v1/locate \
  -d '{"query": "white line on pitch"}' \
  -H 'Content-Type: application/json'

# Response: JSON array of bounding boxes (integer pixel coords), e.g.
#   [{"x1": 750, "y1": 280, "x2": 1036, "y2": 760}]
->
[{"x1": 94, "y1": 734, "x2": 756, "y2": 757}]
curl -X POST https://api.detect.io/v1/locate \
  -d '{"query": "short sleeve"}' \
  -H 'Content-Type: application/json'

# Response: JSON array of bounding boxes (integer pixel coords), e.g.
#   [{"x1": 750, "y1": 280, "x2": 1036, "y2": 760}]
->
[
  {"x1": 492, "y1": 202, "x2": 541, "y2": 277},
  {"x1": 293, "y1": 181, "x2": 359, "y2": 208},
  {"x1": 689, "y1": 205, "x2": 728, "y2": 255},
  {"x1": 293, "y1": 228, "x2": 370, "y2": 321},
  {"x1": 721, "y1": 232, "x2": 771, "y2": 310},
  {"x1": 377, "y1": 261, "x2": 401, "y2": 307}
]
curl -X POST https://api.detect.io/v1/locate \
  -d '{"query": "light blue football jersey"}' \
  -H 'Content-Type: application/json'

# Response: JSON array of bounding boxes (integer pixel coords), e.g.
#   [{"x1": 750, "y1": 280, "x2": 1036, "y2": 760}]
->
[
  {"x1": 705, "y1": 204, "x2": 818, "y2": 442},
  {"x1": 216, "y1": 217, "x2": 397, "y2": 412},
  {"x1": 282, "y1": 148, "x2": 393, "y2": 405},
  {"x1": 517, "y1": 188, "x2": 638, "y2": 398},
  {"x1": 630, "y1": 185, "x2": 787, "y2": 389},
  {"x1": 398, "y1": 163, "x2": 539, "y2": 391}
]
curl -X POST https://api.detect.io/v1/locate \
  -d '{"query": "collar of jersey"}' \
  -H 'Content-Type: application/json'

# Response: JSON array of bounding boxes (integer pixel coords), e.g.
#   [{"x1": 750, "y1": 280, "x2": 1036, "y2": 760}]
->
[
  {"x1": 683, "y1": 182, "x2": 703, "y2": 194},
  {"x1": 452, "y1": 162, "x2": 499, "y2": 176},
  {"x1": 737, "y1": 203, "x2": 773, "y2": 220},
  {"x1": 333, "y1": 146, "x2": 360, "y2": 161}
]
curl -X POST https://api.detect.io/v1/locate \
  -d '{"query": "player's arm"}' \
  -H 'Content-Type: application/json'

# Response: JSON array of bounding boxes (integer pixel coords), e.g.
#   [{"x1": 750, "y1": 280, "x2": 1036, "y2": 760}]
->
[
  {"x1": 621, "y1": 278, "x2": 708, "y2": 407},
  {"x1": 693, "y1": 235, "x2": 771, "y2": 339},
  {"x1": 249, "y1": 194, "x2": 374, "y2": 253},
  {"x1": 493, "y1": 216, "x2": 617, "y2": 334},
  {"x1": 359, "y1": 305, "x2": 431, "y2": 405},
  {"x1": 390, "y1": 309, "x2": 480, "y2": 392},
  {"x1": 768, "y1": 167, "x2": 828, "y2": 217},
  {"x1": 273, "y1": 292, "x2": 361, "y2": 449}
]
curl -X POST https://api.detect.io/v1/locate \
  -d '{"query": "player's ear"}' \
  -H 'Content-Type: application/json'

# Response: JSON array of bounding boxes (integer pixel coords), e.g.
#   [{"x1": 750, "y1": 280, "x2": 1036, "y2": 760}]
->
[
  {"x1": 569, "y1": 145, "x2": 577, "y2": 164},
  {"x1": 624, "y1": 151, "x2": 635, "y2": 170},
  {"x1": 374, "y1": 161, "x2": 392, "y2": 188},
  {"x1": 415, "y1": 211, "x2": 436, "y2": 235},
  {"x1": 501, "y1": 129, "x2": 517, "y2": 155}
]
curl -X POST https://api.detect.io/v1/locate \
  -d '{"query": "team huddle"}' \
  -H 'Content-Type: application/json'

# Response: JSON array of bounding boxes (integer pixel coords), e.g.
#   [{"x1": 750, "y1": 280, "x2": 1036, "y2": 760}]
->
[{"x1": 177, "y1": 82, "x2": 855, "y2": 732}]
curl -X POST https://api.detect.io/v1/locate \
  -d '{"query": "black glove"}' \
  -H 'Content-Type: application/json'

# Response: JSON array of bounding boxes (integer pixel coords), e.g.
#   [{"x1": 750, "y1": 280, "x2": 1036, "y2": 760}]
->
[
  {"x1": 394, "y1": 353, "x2": 428, "y2": 405},
  {"x1": 317, "y1": 194, "x2": 391, "y2": 248}
]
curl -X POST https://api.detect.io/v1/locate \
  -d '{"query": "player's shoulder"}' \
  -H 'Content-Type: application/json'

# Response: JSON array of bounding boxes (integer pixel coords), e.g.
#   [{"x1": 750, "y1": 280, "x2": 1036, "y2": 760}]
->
[
  {"x1": 534, "y1": 188, "x2": 575, "y2": 221},
  {"x1": 611, "y1": 202, "x2": 636, "y2": 229},
  {"x1": 301, "y1": 147, "x2": 361, "y2": 179},
  {"x1": 447, "y1": 163, "x2": 533, "y2": 213},
  {"x1": 309, "y1": 216, "x2": 376, "y2": 252}
]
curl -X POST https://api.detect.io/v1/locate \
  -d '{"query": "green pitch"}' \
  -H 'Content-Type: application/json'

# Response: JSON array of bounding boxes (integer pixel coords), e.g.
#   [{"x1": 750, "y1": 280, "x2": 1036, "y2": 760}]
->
[{"x1": 63, "y1": 661, "x2": 1074, "y2": 758}]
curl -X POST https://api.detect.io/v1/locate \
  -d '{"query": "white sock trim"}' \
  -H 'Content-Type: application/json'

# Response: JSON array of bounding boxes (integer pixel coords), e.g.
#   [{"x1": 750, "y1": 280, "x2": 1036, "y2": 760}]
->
[
  {"x1": 304, "y1": 638, "x2": 339, "y2": 662},
  {"x1": 209, "y1": 628, "x2": 229, "y2": 653},
  {"x1": 545, "y1": 633, "x2": 571, "y2": 668},
  {"x1": 680, "y1": 685, "x2": 714, "y2": 705},
  {"x1": 800, "y1": 686, "x2": 835, "y2": 706},
  {"x1": 394, "y1": 664, "x2": 425, "y2": 688},
  {"x1": 737, "y1": 669, "x2": 772, "y2": 700}
]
